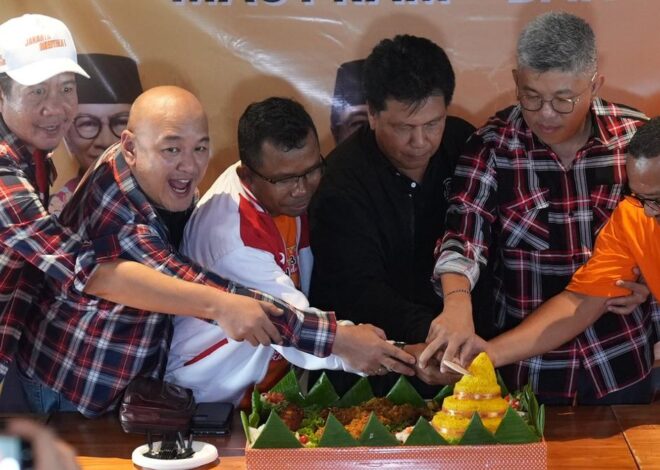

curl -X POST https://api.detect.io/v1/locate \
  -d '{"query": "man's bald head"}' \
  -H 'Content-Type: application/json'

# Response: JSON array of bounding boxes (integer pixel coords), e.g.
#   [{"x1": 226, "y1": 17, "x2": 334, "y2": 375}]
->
[
  {"x1": 127, "y1": 86, "x2": 207, "y2": 134},
  {"x1": 121, "y1": 86, "x2": 211, "y2": 212}
]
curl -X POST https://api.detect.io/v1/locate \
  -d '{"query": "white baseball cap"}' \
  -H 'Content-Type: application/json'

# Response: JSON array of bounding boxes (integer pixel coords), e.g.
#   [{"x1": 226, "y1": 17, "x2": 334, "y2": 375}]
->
[{"x1": 0, "y1": 14, "x2": 89, "y2": 86}]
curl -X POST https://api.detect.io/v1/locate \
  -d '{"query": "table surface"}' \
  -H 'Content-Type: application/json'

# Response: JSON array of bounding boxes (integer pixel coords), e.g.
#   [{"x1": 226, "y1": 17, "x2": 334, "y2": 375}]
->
[{"x1": 48, "y1": 401, "x2": 659, "y2": 470}]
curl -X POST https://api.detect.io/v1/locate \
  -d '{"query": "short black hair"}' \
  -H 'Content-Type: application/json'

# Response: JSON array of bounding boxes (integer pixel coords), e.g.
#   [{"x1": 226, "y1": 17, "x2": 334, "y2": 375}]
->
[
  {"x1": 0, "y1": 73, "x2": 13, "y2": 97},
  {"x1": 238, "y1": 97, "x2": 318, "y2": 169},
  {"x1": 629, "y1": 117, "x2": 660, "y2": 160},
  {"x1": 363, "y1": 34, "x2": 455, "y2": 113}
]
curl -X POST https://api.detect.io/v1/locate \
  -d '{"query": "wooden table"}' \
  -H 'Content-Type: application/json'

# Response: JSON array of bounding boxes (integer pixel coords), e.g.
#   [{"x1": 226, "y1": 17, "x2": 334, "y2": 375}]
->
[
  {"x1": 612, "y1": 404, "x2": 660, "y2": 469},
  {"x1": 48, "y1": 401, "x2": 659, "y2": 470}
]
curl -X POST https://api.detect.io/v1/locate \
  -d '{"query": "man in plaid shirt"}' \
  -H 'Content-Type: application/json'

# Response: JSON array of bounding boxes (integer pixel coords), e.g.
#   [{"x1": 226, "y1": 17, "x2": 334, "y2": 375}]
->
[
  {"x1": 0, "y1": 14, "x2": 97, "y2": 381},
  {"x1": 15, "y1": 86, "x2": 414, "y2": 417},
  {"x1": 422, "y1": 12, "x2": 657, "y2": 404}
]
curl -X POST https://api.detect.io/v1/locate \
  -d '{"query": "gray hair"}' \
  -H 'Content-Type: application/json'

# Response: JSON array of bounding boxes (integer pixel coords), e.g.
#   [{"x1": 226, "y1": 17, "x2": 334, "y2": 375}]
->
[
  {"x1": 517, "y1": 11, "x2": 597, "y2": 75},
  {"x1": 0, "y1": 73, "x2": 13, "y2": 97}
]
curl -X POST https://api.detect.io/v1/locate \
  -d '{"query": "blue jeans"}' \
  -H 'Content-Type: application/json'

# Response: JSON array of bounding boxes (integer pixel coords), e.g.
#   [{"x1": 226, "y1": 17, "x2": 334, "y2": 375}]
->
[{"x1": 16, "y1": 365, "x2": 78, "y2": 414}]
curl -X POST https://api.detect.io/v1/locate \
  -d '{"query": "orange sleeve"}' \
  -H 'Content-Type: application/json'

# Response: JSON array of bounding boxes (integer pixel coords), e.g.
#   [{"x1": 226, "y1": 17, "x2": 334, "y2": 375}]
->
[{"x1": 566, "y1": 201, "x2": 638, "y2": 297}]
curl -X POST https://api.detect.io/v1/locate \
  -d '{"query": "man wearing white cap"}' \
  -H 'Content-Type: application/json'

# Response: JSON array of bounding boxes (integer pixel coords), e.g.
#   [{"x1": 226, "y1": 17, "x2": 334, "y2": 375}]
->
[{"x1": 0, "y1": 14, "x2": 93, "y2": 380}]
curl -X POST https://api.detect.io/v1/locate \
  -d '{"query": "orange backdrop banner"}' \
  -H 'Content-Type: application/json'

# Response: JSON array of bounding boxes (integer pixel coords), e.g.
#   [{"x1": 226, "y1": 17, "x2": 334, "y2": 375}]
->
[{"x1": 2, "y1": 0, "x2": 659, "y2": 191}]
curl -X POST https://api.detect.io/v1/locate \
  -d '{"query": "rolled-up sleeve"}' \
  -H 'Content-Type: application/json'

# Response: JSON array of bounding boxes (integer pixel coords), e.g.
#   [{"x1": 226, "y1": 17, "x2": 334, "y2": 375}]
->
[{"x1": 434, "y1": 134, "x2": 499, "y2": 288}]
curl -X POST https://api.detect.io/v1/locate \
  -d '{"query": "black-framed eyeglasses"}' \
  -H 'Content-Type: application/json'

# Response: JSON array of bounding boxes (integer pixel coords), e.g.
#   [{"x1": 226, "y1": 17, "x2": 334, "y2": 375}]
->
[
  {"x1": 517, "y1": 72, "x2": 597, "y2": 115},
  {"x1": 625, "y1": 191, "x2": 660, "y2": 212},
  {"x1": 246, "y1": 156, "x2": 325, "y2": 191},
  {"x1": 72, "y1": 112, "x2": 129, "y2": 140}
]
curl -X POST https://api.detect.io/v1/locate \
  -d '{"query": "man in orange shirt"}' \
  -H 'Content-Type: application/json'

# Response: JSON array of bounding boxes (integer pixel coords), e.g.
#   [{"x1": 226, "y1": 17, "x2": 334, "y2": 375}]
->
[{"x1": 462, "y1": 118, "x2": 660, "y2": 402}]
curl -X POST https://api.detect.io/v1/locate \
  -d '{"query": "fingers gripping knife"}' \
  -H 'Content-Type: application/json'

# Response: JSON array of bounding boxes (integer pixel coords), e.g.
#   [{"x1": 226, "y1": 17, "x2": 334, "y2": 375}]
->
[{"x1": 119, "y1": 378, "x2": 218, "y2": 469}]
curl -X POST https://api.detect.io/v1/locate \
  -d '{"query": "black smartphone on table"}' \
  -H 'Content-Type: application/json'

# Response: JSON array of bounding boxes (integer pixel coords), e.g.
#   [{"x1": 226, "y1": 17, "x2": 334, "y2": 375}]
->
[{"x1": 191, "y1": 402, "x2": 234, "y2": 436}]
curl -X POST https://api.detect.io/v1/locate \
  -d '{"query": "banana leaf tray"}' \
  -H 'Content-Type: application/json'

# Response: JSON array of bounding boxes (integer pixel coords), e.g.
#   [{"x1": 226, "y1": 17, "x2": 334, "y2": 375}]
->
[{"x1": 242, "y1": 371, "x2": 547, "y2": 469}]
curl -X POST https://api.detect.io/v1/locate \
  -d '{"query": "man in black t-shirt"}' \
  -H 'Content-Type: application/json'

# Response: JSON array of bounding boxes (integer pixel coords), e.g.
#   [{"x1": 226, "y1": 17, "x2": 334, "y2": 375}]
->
[{"x1": 309, "y1": 35, "x2": 479, "y2": 397}]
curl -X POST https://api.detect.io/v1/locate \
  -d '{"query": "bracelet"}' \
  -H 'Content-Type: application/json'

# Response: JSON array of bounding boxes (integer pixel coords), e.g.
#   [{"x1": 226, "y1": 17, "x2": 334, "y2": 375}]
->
[{"x1": 444, "y1": 288, "x2": 470, "y2": 298}]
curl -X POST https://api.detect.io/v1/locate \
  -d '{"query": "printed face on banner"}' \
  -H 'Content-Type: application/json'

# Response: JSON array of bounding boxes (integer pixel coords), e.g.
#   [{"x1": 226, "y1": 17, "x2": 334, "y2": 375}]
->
[
  {"x1": 334, "y1": 104, "x2": 368, "y2": 144},
  {"x1": 368, "y1": 96, "x2": 447, "y2": 181},
  {"x1": 242, "y1": 130, "x2": 322, "y2": 218},
  {"x1": 66, "y1": 103, "x2": 131, "y2": 172},
  {"x1": 0, "y1": 72, "x2": 78, "y2": 152},
  {"x1": 514, "y1": 67, "x2": 601, "y2": 147}
]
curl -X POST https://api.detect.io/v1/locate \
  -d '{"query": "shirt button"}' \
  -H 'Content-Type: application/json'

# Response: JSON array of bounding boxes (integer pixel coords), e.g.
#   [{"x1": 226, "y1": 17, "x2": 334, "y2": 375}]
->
[{"x1": 411, "y1": 182, "x2": 417, "y2": 189}]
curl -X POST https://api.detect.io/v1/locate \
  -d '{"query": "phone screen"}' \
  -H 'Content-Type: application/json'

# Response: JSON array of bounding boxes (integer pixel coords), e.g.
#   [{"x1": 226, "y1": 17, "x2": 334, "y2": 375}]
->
[
  {"x1": 0, "y1": 436, "x2": 30, "y2": 470},
  {"x1": 191, "y1": 402, "x2": 234, "y2": 435}
]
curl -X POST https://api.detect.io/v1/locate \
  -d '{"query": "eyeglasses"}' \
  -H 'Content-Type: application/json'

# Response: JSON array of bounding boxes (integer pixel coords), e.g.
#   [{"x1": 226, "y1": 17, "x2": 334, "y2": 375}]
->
[
  {"x1": 246, "y1": 156, "x2": 325, "y2": 191},
  {"x1": 72, "y1": 112, "x2": 129, "y2": 140},
  {"x1": 517, "y1": 72, "x2": 597, "y2": 115},
  {"x1": 625, "y1": 192, "x2": 660, "y2": 212}
]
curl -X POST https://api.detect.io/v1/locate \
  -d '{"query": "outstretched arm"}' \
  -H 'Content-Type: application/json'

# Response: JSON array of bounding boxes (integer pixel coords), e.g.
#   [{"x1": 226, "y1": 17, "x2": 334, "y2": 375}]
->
[
  {"x1": 85, "y1": 260, "x2": 284, "y2": 346},
  {"x1": 486, "y1": 290, "x2": 607, "y2": 367},
  {"x1": 422, "y1": 132, "x2": 499, "y2": 370},
  {"x1": 419, "y1": 273, "x2": 474, "y2": 370}
]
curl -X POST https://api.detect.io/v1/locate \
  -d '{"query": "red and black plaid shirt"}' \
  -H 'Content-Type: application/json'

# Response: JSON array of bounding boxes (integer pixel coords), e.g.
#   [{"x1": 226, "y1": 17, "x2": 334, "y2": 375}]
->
[
  {"x1": 0, "y1": 117, "x2": 95, "y2": 378},
  {"x1": 17, "y1": 144, "x2": 336, "y2": 417},
  {"x1": 435, "y1": 98, "x2": 657, "y2": 399}
]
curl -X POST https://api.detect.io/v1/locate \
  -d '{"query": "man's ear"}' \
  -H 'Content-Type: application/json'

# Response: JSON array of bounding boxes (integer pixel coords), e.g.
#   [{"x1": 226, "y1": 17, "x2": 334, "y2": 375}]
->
[
  {"x1": 591, "y1": 73, "x2": 605, "y2": 97},
  {"x1": 236, "y1": 163, "x2": 251, "y2": 183},
  {"x1": 511, "y1": 69, "x2": 519, "y2": 87},
  {"x1": 367, "y1": 105, "x2": 378, "y2": 130},
  {"x1": 120, "y1": 129, "x2": 137, "y2": 167}
]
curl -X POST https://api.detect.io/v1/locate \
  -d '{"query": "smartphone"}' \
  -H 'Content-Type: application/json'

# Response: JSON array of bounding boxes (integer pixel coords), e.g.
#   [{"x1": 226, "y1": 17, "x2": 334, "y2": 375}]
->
[
  {"x1": 191, "y1": 402, "x2": 234, "y2": 436},
  {"x1": 0, "y1": 435, "x2": 32, "y2": 470}
]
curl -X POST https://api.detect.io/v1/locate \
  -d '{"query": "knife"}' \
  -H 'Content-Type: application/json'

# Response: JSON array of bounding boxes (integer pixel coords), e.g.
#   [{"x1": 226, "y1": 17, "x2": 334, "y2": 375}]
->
[{"x1": 442, "y1": 359, "x2": 472, "y2": 376}]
